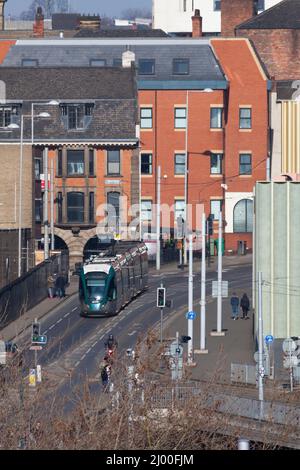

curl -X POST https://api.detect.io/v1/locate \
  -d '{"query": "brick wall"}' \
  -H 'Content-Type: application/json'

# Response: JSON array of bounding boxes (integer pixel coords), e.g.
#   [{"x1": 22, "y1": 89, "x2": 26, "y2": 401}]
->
[
  {"x1": 236, "y1": 28, "x2": 300, "y2": 80},
  {"x1": 222, "y1": 0, "x2": 255, "y2": 37}
]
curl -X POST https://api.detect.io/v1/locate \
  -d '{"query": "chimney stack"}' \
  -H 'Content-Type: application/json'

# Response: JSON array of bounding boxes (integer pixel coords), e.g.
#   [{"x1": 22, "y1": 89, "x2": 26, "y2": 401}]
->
[
  {"x1": 0, "y1": 0, "x2": 7, "y2": 31},
  {"x1": 33, "y1": 6, "x2": 44, "y2": 38},
  {"x1": 78, "y1": 14, "x2": 101, "y2": 30},
  {"x1": 192, "y1": 9, "x2": 202, "y2": 38},
  {"x1": 221, "y1": 0, "x2": 256, "y2": 37}
]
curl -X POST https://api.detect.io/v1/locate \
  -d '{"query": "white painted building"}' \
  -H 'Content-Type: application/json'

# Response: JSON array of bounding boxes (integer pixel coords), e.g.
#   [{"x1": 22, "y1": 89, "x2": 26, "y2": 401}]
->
[{"x1": 152, "y1": 0, "x2": 281, "y2": 35}]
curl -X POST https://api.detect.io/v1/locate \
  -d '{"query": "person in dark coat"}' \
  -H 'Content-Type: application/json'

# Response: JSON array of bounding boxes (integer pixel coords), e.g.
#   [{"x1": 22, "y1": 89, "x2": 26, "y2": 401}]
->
[
  {"x1": 240, "y1": 293, "x2": 250, "y2": 319},
  {"x1": 230, "y1": 293, "x2": 239, "y2": 320},
  {"x1": 55, "y1": 273, "x2": 66, "y2": 298}
]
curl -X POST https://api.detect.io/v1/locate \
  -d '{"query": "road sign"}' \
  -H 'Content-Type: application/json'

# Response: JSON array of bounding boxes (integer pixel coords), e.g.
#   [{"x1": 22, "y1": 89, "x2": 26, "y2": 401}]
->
[
  {"x1": 283, "y1": 356, "x2": 300, "y2": 369},
  {"x1": 265, "y1": 335, "x2": 274, "y2": 344},
  {"x1": 186, "y1": 311, "x2": 196, "y2": 320},
  {"x1": 282, "y1": 338, "x2": 297, "y2": 354},
  {"x1": 212, "y1": 281, "x2": 228, "y2": 298},
  {"x1": 29, "y1": 369, "x2": 36, "y2": 387},
  {"x1": 36, "y1": 365, "x2": 42, "y2": 383},
  {"x1": 253, "y1": 351, "x2": 269, "y2": 363},
  {"x1": 29, "y1": 345, "x2": 43, "y2": 351},
  {"x1": 157, "y1": 287, "x2": 166, "y2": 308},
  {"x1": 32, "y1": 335, "x2": 47, "y2": 345}
]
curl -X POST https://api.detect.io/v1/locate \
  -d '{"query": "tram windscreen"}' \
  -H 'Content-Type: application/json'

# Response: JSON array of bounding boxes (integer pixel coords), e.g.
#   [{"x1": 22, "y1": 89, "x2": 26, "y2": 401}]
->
[{"x1": 86, "y1": 272, "x2": 107, "y2": 300}]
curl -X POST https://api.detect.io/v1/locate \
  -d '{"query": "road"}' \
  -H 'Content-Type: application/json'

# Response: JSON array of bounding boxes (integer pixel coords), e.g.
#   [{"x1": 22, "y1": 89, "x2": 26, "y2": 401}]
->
[{"x1": 18, "y1": 260, "x2": 252, "y2": 396}]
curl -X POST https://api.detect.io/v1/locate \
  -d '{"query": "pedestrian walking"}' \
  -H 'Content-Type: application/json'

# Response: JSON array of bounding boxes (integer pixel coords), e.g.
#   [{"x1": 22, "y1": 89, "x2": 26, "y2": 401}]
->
[
  {"x1": 55, "y1": 273, "x2": 66, "y2": 299},
  {"x1": 47, "y1": 274, "x2": 55, "y2": 298},
  {"x1": 101, "y1": 366, "x2": 109, "y2": 392},
  {"x1": 230, "y1": 293, "x2": 239, "y2": 320},
  {"x1": 240, "y1": 293, "x2": 250, "y2": 319}
]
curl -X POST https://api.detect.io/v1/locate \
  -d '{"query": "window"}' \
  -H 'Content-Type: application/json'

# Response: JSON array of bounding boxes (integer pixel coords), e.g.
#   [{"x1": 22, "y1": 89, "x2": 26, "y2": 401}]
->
[
  {"x1": 0, "y1": 105, "x2": 20, "y2": 128},
  {"x1": 34, "y1": 158, "x2": 42, "y2": 180},
  {"x1": 141, "y1": 153, "x2": 152, "y2": 175},
  {"x1": 210, "y1": 108, "x2": 223, "y2": 129},
  {"x1": 239, "y1": 108, "x2": 252, "y2": 129},
  {"x1": 67, "y1": 192, "x2": 84, "y2": 223},
  {"x1": 35, "y1": 199, "x2": 42, "y2": 222},
  {"x1": 107, "y1": 149, "x2": 120, "y2": 175},
  {"x1": 57, "y1": 192, "x2": 63, "y2": 223},
  {"x1": 239, "y1": 154, "x2": 252, "y2": 175},
  {"x1": 233, "y1": 199, "x2": 253, "y2": 233},
  {"x1": 61, "y1": 104, "x2": 94, "y2": 130},
  {"x1": 89, "y1": 192, "x2": 94, "y2": 224},
  {"x1": 210, "y1": 200, "x2": 222, "y2": 220},
  {"x1": 141, "y1": 200, "x2": 152, "y2": 221},
  {"x1": 174, "y1": 154, "x2": 186, "y2": 175},
  {"x1": 90, "y1": 59, "x2": 106, "y2": 67},
  {"x1": 173, "y1": 59, "x2": 189, "y2": 75},
  {"x1": 107, "y1": 192, "x2": 120, "y2": 233},
  {"x1": 175, "y1": 108, "x2": 186, "y2": 129},
  {"x1": 89, "y1": 149, "x2": 94, "y2": 176},
  {"x1": 175, "y1": 200, "x2": 185, "y2": 222},
  {"x1": 67, "y1": 149, "x2": 85, "y2": 176},
  {"x1": 138, "y1": 59, "x2": 155, "y2": 75},
  {"x1": 113, "y1": 58, "x2": 122, "y2": 67},
  {"x1": 213, "y1": 0, "x2": 221, "y2": 11},
  {"x1": 256, "y1": 0, "x2": 265, "y2": 11},
  {"x1": 57, "y1": 149, "x2": 62, "y2": 177},
  {"x1": 21, "y1": 59, "x2": 38, "y2": 67},
  {"x1": 210, "y1": 153, "x2": 223, "y2": 174},
  {"x1": 140, "y1": 108, "x2": 152, "y2": 129}
]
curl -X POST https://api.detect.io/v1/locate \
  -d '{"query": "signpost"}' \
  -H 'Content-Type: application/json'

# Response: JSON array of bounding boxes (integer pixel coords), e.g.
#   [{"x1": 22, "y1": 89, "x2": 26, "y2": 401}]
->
[
  {"x1": 157, "y1": 284, "x2": 166, "y2": 343},
  {"x1": 186, "y1": 311, "x2": 196, "y2": 320},
  {"x1": 212, "y1": 281, "x2": 228, "y2": 298},
  {"x1": 282, "y1": 338, "x2": 300, "y2": 392}
]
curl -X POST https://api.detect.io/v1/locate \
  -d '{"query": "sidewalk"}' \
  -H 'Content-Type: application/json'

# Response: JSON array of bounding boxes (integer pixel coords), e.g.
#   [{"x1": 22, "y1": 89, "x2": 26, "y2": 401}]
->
[
  {"x1": 150, "y1": 253, "x2": 252, "y2": 274},
  {"x1": 0, "y1": 277, "x2": 79, "y2": 342}
]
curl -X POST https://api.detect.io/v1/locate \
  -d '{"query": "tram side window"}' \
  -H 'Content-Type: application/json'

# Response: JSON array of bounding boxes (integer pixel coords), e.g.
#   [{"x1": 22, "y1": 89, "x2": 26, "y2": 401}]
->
[{"x1": 108, "y1": 277, "x2": 116, "y2": 300}]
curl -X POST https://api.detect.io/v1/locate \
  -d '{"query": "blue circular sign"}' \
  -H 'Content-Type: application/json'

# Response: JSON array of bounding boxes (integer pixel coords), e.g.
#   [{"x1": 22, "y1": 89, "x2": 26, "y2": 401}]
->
[
  {"x1": 265, "y1": 335, "x2": 274, "y2": 344},
  {"x1": 186, "y1": 311, "x2": 196, "y2": 320}
]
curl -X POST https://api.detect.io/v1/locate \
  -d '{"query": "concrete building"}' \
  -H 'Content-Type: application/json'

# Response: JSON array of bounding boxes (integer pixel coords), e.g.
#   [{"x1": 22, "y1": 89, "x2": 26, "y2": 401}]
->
[
  {"x1": 1, "y1": 37, "x2": 269, "y2": 253},
  {"x1": 0, "y1": 65, "x2": 139, "y2": 273},
  {"x1": 254, "y1": 181, "x2": 300, "y2": 338},
  {"x1": 152, "y1": 0, "x2": 280, "y2": 35}
]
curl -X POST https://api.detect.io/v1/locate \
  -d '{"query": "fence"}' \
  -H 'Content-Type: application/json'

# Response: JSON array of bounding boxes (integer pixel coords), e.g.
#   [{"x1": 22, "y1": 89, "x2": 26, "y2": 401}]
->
[{"x1": 0, "y1": 251, "x2": 68, "y2": 330}]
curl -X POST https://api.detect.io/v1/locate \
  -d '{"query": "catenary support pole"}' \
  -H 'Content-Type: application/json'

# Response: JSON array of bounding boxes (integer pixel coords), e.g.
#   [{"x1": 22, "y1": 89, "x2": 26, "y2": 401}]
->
[
  {"x1": 18, "y1": 116, "x2": 24, "y2": 277},
  {"x1": 188, "y1": 233, "x2": 193, "y2": 364},
  {"x1": 258, "y1": 271, "x2": 264, "y2": 415},
  {"x1": 184, "y1": 91, "x2": 189, "y2": 266},
  {"x1": 217, "y1": 212, "x2": 223, "y2": 333},
  {"x1": 200, "y1": 213, "x2": 207, "y2": 351},
  {"x1": 50, "y1": 158, "x2": 55, "y2": 251},
  {"x1": 156, "y1": 165, "x2": 161, "y2": 271},
  {"x1": 43, "y1": 147, "x2": 49, "y2": 261}
]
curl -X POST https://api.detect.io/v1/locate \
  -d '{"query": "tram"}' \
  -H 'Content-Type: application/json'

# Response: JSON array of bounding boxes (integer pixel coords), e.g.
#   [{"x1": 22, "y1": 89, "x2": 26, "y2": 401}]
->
[{"x1": 79, "y1": 242, "x2": 148, "y2": 317}]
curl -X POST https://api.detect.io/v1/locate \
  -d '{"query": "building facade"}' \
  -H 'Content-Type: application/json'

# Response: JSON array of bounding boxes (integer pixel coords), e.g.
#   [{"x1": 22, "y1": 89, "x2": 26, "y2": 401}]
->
[
  {"x1": 0, "y1": 37, "x2": 269, "y2": 255},
  {"x1": 0, "y1": 65, "x2": 139, "y2": 273},
  {"x1": 152, "y1": 0, "x2": 280, "y2": 35}
]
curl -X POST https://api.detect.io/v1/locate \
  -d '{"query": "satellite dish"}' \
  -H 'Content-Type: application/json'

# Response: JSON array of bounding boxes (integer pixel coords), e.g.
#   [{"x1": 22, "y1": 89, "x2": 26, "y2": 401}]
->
[{"x1": 282, "y1": 338, "x2": 297, "y2": 354}]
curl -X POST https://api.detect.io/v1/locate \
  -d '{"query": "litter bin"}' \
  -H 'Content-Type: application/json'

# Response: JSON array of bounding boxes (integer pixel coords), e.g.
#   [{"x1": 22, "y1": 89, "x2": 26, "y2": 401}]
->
[
  {"x1": 237, "y1": 240, "x2": 246, "y2": 255},
  {"x1": 215, "y1": 238, "x2": 225, "y2": 255}
]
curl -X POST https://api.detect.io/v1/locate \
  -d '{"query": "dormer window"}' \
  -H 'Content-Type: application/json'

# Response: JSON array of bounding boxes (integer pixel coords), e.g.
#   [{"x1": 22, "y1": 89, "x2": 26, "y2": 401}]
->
[
  {"x1": 0, "y1": 105, "x2": 20, "y2": 127},
  {"x1": 22, "y1": 59, "x2": 38, "y2": 67},
  {"x1": 60, "y1": 103, "x2": 94, "y2": 130}
]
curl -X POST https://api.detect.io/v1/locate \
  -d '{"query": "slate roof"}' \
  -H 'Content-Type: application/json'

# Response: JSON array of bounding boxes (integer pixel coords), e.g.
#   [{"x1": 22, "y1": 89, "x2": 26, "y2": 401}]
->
[
  {"x1": 236, "y1": 0, "x2": 300, "y2": 30},
  {"x1": 74, "y1": 28, "x2": 168, "y2": 38},
  {"x1": 1, "y1": 39, "x2": 225, "y2": 84},
  {"x1": 0, "y1": 67, "x2": 137, "y2": 143},
  {"x1": 276, "y1": 80, "x2": 300, "y2": 100}
]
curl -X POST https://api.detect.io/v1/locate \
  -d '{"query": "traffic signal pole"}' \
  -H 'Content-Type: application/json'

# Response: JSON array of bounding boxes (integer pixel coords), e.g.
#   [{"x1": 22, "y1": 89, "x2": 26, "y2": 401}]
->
[
  {"x1": 156, "y1": 166, "x2": 161, "y2": 271},
  {"x1": 217, "y1": 212, "x2": 223, "y2": 333},
  {"x1": 187, "y1": 234, "x2": 194, "y2": 364},
  {"x1": 258, "y1": 272, "x2": 264, "y2": 416}
]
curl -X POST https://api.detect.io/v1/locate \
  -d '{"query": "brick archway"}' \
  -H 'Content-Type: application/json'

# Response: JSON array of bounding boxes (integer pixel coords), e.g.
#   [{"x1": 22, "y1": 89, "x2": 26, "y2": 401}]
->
[{"x1": 54, "y1": 227, "x2": 98, "y2": 269}]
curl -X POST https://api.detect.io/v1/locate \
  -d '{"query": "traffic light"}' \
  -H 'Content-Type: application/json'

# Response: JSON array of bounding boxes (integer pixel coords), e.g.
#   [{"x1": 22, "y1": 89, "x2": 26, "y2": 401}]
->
[
  {"x1": 32, "y1": 322, "x2": 40, "y2": 343},
  {"x1": 207, "y1": 215, "x2": 213, "y2": 236},
  {"x1": 157, "y1": 287, "x2": 166, "y2": 308},
  {"x1": 181, "y1": 335, "x2": 191, "y2": 343}
]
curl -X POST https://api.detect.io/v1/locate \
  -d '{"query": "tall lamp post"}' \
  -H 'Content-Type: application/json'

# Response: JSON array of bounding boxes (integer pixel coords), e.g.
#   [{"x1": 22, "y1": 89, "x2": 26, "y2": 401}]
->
[{"x1": 17, "y1": 111, "x2": 51, "y2": 277}]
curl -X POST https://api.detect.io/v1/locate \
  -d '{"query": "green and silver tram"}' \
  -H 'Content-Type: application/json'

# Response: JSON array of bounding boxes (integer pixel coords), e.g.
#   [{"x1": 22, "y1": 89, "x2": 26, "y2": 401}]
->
[{"x1": 79, "y1": 242, "x2": 148, "y2": 316}]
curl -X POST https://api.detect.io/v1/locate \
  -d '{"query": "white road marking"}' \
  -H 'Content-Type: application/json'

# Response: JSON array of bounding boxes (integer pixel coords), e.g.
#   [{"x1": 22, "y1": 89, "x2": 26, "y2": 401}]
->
[
  {"x1": 64, "y1": 312, "x2": 70, "y2": 318},
  {"x1": 49, "y1": 325, "x2": 55, "y2": 330},
  {"x1": 128, "y1": 330, "x2": 136, "y2": 336},
  {"x1": 56, "y1": 318, "x2": 62, "y2": 324},
  {"x1": 72, "y1": 307, "x2": 77, "y2": 312},
  {"x1": 75, "y1": 361, "x2": 80, "y2": 367},
  {"x1": 86, "y1": 348, "x2": 92, "y2": 354}
]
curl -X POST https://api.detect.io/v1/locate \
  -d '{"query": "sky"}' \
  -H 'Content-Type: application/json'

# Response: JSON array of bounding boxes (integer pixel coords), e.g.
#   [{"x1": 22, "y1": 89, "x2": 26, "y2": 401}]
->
[{"x1": 6, "y1": 0, "x2": 152, "y2": 17}]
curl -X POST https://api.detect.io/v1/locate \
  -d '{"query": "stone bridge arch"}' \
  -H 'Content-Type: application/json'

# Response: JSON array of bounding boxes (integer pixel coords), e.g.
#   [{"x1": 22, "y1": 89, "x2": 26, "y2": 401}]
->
[{"x1": 54, "y1": 227, "x2": 98, "y2": 270}]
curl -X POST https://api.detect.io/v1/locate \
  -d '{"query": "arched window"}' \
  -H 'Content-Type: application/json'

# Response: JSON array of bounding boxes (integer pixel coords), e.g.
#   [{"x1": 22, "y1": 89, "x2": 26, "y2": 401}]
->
[{"x1": 233, "y1": 199, "x2": 253, "y2": 233}]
